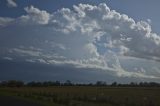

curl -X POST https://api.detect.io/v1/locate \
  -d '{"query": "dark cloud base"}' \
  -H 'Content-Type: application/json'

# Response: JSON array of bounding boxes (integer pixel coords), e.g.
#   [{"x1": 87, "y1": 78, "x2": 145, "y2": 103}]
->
[{"x1": 0, "y1": 59, "x2": 159, "y2": 83}]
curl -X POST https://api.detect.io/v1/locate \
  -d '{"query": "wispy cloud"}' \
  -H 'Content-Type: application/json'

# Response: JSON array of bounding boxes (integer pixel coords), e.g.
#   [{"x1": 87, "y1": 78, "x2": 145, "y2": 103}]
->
[
  {"x1": 3, "y1": 57, "x2": 13, "y2": 61},
  {"x1": 7, "y1": 47, "x2": 159, "y2": 79},
  {"x1": 7, "y1": 0, "x2": 17, "y2": 8},
  {"x1": 0, "y1": 17, "x2": 14, "y2": 27}
]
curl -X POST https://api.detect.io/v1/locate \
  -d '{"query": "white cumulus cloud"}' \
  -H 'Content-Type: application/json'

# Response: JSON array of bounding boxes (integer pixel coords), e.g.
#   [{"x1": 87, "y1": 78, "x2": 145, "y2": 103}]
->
[{"x1": 19, "y1": 5, "x2": 51, "y2": 25}]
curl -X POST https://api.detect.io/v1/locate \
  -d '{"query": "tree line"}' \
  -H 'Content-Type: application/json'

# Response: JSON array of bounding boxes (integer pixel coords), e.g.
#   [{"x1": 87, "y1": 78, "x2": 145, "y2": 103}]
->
[{"x1": 0, "y1": 80, "x2": 160, "y2": 87}]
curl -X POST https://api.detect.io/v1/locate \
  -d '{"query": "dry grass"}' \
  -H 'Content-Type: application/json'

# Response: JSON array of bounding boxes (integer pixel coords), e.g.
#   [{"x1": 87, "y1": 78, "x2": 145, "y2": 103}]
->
[{"x1": 0, "y1": 86, "x2": 160, "y2": 106}]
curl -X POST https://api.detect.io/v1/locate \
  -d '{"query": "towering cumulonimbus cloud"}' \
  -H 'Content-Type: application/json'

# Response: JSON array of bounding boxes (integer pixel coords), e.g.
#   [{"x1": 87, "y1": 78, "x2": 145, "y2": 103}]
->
[
  {"x1": 62, "y1": 4, "x2": 159, "y2": 60},
  {"x1": 0, "y1": 3, "x2": 160, "y2": 79}
]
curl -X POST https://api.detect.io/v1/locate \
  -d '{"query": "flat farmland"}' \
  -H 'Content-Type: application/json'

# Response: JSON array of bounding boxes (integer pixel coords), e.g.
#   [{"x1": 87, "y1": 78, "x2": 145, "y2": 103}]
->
[{"x1": 0, "y1": 87, "x2": 160, "y2": 106}]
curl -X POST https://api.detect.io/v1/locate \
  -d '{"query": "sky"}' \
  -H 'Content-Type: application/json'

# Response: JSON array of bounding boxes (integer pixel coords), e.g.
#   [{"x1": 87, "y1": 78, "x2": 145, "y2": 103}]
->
[{"x1": 0, "y1": 0, "x2": 160, "y2": 83}]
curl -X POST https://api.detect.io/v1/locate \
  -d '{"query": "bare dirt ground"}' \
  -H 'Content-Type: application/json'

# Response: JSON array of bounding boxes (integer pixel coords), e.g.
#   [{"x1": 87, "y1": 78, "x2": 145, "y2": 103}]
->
[{"x1": 0, "y1": 95, "x2": 43, "y2": 106}]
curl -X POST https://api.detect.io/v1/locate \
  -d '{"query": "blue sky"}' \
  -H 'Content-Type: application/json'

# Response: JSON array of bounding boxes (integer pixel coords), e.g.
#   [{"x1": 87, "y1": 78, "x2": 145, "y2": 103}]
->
[{"x1": 0, "y1": 0, "x2": 160, "y2": 82}]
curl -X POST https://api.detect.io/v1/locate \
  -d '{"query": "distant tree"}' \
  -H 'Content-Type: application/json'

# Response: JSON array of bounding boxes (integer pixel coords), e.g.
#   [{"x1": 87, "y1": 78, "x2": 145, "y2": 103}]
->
[
  {"x1": 7, "y1": 80, "x2": 24, "y2": 87},
  {"x1": 96, "y1": 81, "x2": 106, "y2": 86},
  {"x1": 43, "y1": 81, "x2": 50, "y2": 87},
  {"x1": 130, "y1": 82, "x2": 137, "y2": 87},
  {"x1": 149, "y1": 82, "x2": 160, "y2": 87},
  {"x1": 16, "y1": 81, "x2": 24, "y2": 87},
  {"x1": 55, "y1": 81, "x2": 61, "y2": 86},
  {"x1": 88, "y1": 83, "x2": 93, "y2": 86},
  {"x1": 36, "y1": 82, "x2": 43, "y2": 87},
  {"x1": 111, "y1": 82, "x2": 117, "y2": 87},
  {"x1": 27, "y1": 81, "x2": 37, "y2": 87},
  {"x1": 1, "y1": 80, "x2": 160, "y2": 87},
  {"x1": 64, "y1": 80, "x2": 72, "y2": 86},
  {"x1": 0, "y1": 81, "x2": 8, "y2": 87}
]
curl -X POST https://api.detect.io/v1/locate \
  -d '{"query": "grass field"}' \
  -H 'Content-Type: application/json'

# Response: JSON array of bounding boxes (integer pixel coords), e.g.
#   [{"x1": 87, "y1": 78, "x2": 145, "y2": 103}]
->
[{"x1": 0, "y1": 86, "x2": 160, "y2": 106}]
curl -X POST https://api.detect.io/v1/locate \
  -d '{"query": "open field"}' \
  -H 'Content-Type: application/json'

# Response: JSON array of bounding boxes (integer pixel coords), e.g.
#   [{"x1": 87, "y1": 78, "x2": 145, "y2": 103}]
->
[
  {"x1": 0, "y1": 87, "x2": 160, "y2": 106},
  {"x1": 0, "y1": 95, "x2": 43, "y2": 106}
]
